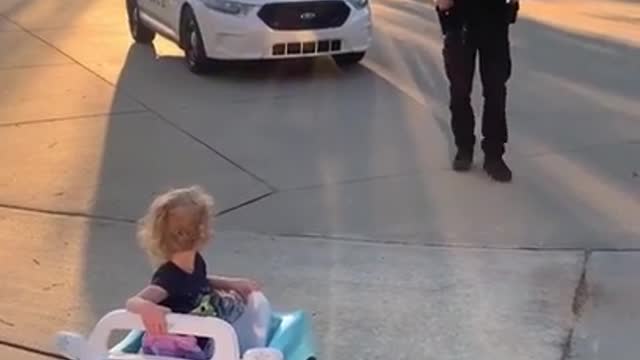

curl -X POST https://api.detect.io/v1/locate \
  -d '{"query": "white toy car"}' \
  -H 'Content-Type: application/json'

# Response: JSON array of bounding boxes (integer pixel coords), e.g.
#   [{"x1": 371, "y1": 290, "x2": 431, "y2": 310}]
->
[
  {"x1": 56, "y1": 309, "x2": 317, "y2": 360},
  {"x1": 56, "y1": 310, "x2": 284, "y2": 360},
  {"x1": 125, "y1": 0, "x2": 372, "y2": 73}
]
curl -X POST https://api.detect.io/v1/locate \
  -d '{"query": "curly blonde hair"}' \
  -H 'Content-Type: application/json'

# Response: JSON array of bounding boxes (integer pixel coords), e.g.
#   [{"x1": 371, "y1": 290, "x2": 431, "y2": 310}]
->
[{"x1": 138, "y1": 186, "x2": 215, "y2": 264}]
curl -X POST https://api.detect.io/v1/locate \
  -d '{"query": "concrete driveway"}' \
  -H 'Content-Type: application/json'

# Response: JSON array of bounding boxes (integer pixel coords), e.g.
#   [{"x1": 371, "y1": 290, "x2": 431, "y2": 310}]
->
[{"x1": 0, "y1": 0, "x2": 638, "y2": 359}]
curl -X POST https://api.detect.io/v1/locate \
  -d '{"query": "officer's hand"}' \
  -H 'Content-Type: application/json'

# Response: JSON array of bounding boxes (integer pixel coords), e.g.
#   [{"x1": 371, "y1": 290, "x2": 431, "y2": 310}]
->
[{"x1": 435, "y1": 0, "x2": 454, "y2": 10}]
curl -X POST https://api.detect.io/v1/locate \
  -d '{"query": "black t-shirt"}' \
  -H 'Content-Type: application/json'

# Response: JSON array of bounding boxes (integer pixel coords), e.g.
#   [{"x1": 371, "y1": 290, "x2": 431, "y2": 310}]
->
[{"x1": 151, "y1": 253, "x2": 216, "y2": 316}]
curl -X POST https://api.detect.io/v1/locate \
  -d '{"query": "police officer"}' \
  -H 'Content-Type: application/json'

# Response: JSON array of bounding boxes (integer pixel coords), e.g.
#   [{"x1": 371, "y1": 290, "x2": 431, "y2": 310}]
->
[{"x1": 436, "y1": 0, "x2": 519, "y2": 182}]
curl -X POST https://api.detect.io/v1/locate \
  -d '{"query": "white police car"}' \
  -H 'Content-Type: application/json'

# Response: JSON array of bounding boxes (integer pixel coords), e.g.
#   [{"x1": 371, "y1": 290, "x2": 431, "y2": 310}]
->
[{"x1": 125, "y1": 0, "x2": 372, "y2": 73}]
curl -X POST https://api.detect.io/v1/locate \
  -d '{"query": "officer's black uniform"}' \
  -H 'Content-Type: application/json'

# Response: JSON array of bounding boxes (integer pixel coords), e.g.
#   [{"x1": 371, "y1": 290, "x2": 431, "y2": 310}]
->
[{"x1": 437, "y1": 0, "x2": 518, "y2": 182}]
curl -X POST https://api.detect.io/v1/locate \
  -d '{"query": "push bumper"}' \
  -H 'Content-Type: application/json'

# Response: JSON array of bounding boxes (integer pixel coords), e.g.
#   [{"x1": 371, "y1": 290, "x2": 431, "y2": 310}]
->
[{"x1": 193, "y1": 1, "x2": 372, "y2": 60}]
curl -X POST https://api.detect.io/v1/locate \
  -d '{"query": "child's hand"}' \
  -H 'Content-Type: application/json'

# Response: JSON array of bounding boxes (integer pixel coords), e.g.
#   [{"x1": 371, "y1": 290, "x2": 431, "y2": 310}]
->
[
  {"x1": 435, "y1": 0, "x2": 454, "y2": 10},
  {"x1": 229, "y1": 278, "x2": 261, "y2": 302},
  {"x1": 139, "y1": 303, "x2": 170, "y2": 335}
]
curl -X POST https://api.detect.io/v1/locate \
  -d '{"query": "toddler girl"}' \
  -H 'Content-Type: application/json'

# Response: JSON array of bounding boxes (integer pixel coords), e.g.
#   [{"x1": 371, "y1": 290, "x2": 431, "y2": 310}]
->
[{"x1": 126, "y1": 186, "x2": 272, "y2": 359}]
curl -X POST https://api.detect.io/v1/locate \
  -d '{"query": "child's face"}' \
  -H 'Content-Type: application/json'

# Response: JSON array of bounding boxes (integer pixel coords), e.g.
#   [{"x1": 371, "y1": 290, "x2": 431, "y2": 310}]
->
[{"x1": 167, "y1": 205, "x2": 209, "y2": 250}]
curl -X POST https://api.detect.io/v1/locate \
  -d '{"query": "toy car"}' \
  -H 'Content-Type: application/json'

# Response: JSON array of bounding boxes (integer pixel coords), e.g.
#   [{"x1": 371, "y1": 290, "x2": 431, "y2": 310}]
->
[
  {"x1": 55, "y1": 309, "x2": 317, "y2": 360},
  {"x1": 125, "y1": 0, "x2": 372, "y2": 73}
]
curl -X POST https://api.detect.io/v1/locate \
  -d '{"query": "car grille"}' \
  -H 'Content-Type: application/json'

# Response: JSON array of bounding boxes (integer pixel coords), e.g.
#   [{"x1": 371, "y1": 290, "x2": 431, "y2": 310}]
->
[
  {"x1": 258, "y1": 1, "x2": 351, "y2": 31},
  {"x1": 272, "y1": 39, "x2": 342, "y2": 55}
]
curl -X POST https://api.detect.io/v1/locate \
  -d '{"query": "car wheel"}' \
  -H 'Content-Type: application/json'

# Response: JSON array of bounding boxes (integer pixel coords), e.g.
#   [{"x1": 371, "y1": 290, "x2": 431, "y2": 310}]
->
[
  {"x1": 182, "y1": 8, "x2": 210, "y2": 74},
  {"x1": 333, "y1": 52, "x2": 366, "y2": 68},
  {"x1": 126, "y1": 0, "x2": 155, "y2": 44}
]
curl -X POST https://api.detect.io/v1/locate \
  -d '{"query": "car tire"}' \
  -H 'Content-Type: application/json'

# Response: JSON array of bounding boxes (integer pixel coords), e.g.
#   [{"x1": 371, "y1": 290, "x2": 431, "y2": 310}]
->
[
  {"x1": 181, "y1": 8, "x2": 211, "y2": 74},
  {"x1": 126, "y1": 0, "x2": 156, "y2": 44},
  {"x1": 332, "y1": 52, "x2": 366, "y2": 67}
]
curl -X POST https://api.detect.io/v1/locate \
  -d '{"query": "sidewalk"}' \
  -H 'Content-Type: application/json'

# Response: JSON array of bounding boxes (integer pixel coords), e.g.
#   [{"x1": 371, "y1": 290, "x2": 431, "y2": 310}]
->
[
  {"x1": 2, "y1": 210, "x2": 638, "y2": 360},
  {"x1": 570, "y1": 253, "x2": 640, "y2": 360},
  {"x1": 0, "y1": 207, "x2": 584, "y2": 360}
]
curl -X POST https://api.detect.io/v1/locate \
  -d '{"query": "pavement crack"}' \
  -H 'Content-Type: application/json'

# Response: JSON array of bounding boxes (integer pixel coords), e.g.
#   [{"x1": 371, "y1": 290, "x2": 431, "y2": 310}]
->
[
  {"x1": 281, "y1": 170, "x2": 419, "y2": 192},
  {"x1": 0, "y1": 62, "x2": 74, "y2": 71},
  {"x1": 217, "y1": 192, "x2": 275, "y2": 217},
  {"x1": 0, "y1": 319, "x2": 15, "y2": 327},
  {"x1": 0, "y1": 110, "x2": 149, "y2": 128},
  {"x1": 0, "y1": 198, "x2": 275, "y2": 224},
  {"x1": 42, "y1": 282, "x2": 65, "y2": 291},
  {"x1": 275, "y1": 233, "x2": 634, "y2": 253},
  {"x1": 561, "y1": 251, "x2": 591, "y2": 360},
  {"x1": 150, "y1": 116, "x2": 278, "y2": 191},
  {"x1": 572, "y1": 253, "x2": 590, "y2": 318},
  {"x1": 0, "y1": 339, "x2": 65, "y2": 359},
  {"x1": 0, "y1": 204, "x2": 136, "y2": 224}
]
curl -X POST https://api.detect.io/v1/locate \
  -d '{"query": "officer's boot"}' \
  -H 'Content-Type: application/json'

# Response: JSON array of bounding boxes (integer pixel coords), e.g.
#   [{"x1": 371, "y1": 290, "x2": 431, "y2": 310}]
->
[
  {"x1": 483, "y1": 156, "x2": 512, "y2": 182},
  {"x1": 452, "y1": 149, "x2": 474, "y2": 172}
]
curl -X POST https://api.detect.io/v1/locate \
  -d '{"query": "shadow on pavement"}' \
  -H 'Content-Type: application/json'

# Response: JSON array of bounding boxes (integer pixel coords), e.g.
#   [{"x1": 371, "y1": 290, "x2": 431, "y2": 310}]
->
[{"x1": 76, "y1": 30, "x2": 460, "y2": 359}]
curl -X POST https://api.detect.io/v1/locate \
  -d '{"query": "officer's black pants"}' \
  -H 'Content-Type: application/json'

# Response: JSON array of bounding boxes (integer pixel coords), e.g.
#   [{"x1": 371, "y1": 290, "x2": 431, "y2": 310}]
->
[{"x1": 442, "y1": 24, "x2": 511, "y2": 158}]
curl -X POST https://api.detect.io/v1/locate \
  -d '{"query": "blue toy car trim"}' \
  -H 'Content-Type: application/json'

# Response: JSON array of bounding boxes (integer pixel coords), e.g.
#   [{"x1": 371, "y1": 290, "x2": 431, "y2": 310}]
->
[{"x1": 109, "y1": 311, "x2": 317, "y2": 360}]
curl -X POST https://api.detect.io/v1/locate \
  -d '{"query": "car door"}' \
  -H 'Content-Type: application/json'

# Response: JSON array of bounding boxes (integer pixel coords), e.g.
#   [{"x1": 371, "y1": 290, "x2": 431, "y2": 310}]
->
[
  {"x1": 138, "y1": 0, "x2": 171, "y2": 28},
  {"x1": 162, "y1": 0, "x2": 182, "y2": 33}
]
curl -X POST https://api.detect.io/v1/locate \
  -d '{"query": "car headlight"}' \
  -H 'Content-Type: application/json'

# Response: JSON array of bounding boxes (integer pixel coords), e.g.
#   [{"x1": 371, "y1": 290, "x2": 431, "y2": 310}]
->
[
  {"x1": 345, "y1": 0, "x2": 368, "y2": 9},
  {"x1": 201, "y1": 0, "x2": 255, "y2": 16}
]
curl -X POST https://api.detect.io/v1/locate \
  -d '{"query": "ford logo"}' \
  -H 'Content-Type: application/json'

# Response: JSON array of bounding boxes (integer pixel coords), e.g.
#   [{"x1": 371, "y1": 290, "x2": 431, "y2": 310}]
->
[{"x1": 300, "y1": 12, "x2": 316, "y2": 20}]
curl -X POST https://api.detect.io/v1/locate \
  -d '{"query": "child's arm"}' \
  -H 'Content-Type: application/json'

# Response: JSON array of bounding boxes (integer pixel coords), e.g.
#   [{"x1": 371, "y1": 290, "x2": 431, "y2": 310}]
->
[
  {"x1": 208, "y1": 275, "x2": 261, "y2": 301},
  {"x1": 126, "y1": 285, "x2": 170, "y2": 335}
]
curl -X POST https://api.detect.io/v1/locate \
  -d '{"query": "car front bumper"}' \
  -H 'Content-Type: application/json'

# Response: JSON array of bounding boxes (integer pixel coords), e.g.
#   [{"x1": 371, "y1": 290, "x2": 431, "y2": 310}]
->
[{"x1": 193, "y1": 1, "x2": 372, "y2": 60}]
